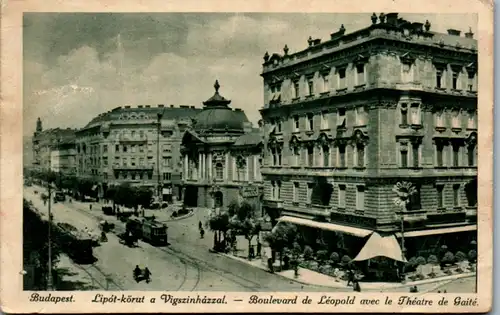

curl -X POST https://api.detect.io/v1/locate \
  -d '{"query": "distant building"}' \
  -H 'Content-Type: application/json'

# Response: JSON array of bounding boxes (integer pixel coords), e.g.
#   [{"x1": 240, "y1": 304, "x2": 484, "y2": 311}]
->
[
  {"x1": 74, "y1": 104, "x2": 202, "y2": 200},
  {"x1": 32, "y1": 118, "x2": 77, "y2": 175},
  {"x1": 181, "y1": 81, "x2": 264, "y2": 214},
  {"x1": 260, "y1": 13, "x2": 478, "y2": 259}
]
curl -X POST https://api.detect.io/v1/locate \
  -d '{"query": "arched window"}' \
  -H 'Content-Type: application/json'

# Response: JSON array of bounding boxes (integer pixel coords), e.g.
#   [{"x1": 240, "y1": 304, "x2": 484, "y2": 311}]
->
[
  {"x1": 236, "y1": 156, "x2": 247, "y2": 181},
  {"x1": 215, "y1": 162, "x2": 223, "y2": 180}
]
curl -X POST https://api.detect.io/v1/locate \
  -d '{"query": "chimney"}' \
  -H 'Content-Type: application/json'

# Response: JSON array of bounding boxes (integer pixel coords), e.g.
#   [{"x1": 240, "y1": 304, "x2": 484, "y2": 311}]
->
[
  {"x1": 145, "y1": 105, "x2": 151, "y2": 108},
  {"x1": 447, "y1": 29, "x2": 461, "y2": 36},
  {"x1": 124, "y1": 105, "x2": 131, "y2": 109},
  {"x1": 170, "y1": 105, "x2": 174, "y2": 108},
  {"x1": 465, "y1": 27, "x2": 474, "y2": 39},
  {"x1": 158, "y1": 104, "x2": 164, "y2": 108},
  {"x1": 138, "y1": 105, "x2": 143, "y2": 108},
  {"x1": 180, "y1": 105, "x2": 189, "y2": 108},
  {"x1": 191, "y1": 106, "x2": 195, "y2": 109},
  {"x1": 385, "y1": 13, "x2": 399, "y2": 25}
]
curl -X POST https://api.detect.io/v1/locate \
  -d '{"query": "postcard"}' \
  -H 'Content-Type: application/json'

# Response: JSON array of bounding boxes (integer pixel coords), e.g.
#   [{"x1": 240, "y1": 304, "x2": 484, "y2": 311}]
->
[{"x1": 0, "y1": 0, "x2": 493, "y2": 313}]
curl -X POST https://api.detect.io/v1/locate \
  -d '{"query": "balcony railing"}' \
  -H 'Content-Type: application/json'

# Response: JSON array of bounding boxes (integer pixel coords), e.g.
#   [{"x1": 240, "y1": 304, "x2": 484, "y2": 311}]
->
[
  {"x1": 119, "y1": 135, "x2": 148, "y2": 143},
  {"x1": 112, "y1": 164, "x2": 153, "y2": 170}
]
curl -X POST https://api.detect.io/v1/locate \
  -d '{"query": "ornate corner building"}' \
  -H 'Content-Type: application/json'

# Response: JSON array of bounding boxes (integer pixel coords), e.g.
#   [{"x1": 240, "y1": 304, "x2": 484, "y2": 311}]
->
[
  {"x1": 180, "y1": 81, "x2": 264, "y2": 214},
  {"x1": 259, "y1": 13, "x2": 478, "y2": 258}
]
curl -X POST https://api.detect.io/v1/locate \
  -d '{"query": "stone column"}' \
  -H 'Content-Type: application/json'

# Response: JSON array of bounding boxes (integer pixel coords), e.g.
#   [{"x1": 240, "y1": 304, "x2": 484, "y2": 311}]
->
[
  {"x1": 224, "y1": 152, "x2": 229, "y2": 181},
  {"x1": 207, "y1": 153, "x2": 212, "y2": 179},
  {"x1": 184, "y1": 154, "x2": 189, "y2": 180}
]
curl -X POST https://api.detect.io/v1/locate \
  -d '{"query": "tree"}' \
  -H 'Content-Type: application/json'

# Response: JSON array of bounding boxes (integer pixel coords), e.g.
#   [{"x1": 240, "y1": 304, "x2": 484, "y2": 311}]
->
[
  {"x1": 427, "y1": 255, "x2": 439, "y2": 265},
  {"x1": 226, "y1": 201, "x2": 261, "y2": 260},
  {"x1": 468, "y1": 250, "x2": 477, "y2": 263},
  {"x1": 303, "y1": 245, "x2": 314, "y2": 260},
  {"x1": 208, "y1": 212, "x2": 230, "y2": 252},
  {"x1": 455, "y1": 251, "x2": 467, "y2": 263},
  {"x1": 330, "y1": 252, "x2": 340, "y2": 266},
  {"x1": 441, "y1": 252, "x2": 455, "y2": 265},
  {"x1": 263, "y1": 222, "x2": 297, "y2": 267},
  {"x1": 316, "y1": 250, "x2": 328, "y2": 266}
]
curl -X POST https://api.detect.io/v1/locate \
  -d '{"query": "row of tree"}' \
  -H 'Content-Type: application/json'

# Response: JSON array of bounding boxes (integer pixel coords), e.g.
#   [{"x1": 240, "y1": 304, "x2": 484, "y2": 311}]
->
[
  {"x1": 26, "y1": 169, "x2": 97, "y2": 198},
  {"x1": 104, "y1": 183, "x2": 153, "y2": 210}
]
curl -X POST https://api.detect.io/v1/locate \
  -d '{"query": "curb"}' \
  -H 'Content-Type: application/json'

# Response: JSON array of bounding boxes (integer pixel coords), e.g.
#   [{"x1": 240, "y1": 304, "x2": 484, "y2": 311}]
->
[
  {"x1": 220, "y1": 253, "x2": 476, "y2": 291},
  {"x1": 162, "y1": 210, "x2": 195, "y2": 222}
]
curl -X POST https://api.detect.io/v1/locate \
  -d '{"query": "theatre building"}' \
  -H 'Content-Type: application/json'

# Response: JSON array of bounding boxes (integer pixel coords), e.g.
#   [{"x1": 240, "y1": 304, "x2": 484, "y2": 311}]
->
[
  {"x1": 181, "y1": 81, "x2": 264, "y2": 214},
  {"x1": 260, "y1": 13, "x2": 478, "y2": 261}
]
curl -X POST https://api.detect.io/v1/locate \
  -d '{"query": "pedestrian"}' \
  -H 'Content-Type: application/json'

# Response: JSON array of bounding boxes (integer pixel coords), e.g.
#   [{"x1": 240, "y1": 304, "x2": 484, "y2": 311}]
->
[
  {"x1": 144, "y1": 267, "x2": 152, "y2": 283},
  {"x1": 347, "y1": 269, "x2": 354, "y2": 286},
  {"x1": 443, "y1": 290, "x2": 447, "y2": 293},
  {"x1": 200, "y1": 228, "x2": 205, "y2": 239},
  {"x1": 89, "y1": 204, "x2": 92, "y2": 210},
  {"x1": 198, "y1": 221, "x2": 203, "y2": 230},
  {"x1": 353, "y1": 280, "x2": 361, "y2": 292}
]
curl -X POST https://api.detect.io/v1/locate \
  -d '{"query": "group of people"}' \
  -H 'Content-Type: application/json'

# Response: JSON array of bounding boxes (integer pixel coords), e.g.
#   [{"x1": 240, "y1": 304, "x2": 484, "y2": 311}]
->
[{"x1": 133, "y1": 265, "x2": 152, "y2": 283}]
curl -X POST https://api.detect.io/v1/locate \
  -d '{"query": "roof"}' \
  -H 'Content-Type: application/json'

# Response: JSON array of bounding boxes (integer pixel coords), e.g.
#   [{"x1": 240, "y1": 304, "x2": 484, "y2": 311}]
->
[
  {"x1": 82, "y1": 105, "x2": 201, "y2": 130},
  {"x1": 192, "y1": 80, "x2": 249, "y2": 134},
  {"x1": 233, "y1": 129, "x2": 263, "y2": 147}
]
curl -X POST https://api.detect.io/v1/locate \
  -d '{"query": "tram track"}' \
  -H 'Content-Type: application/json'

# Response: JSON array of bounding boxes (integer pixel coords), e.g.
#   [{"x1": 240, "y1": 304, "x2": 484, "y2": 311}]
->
[
  {"x1": 69, "y1": 261, "x2": 124, "y2": 291},
  {"x1": 57, "y1": 199, "x2": 263, "y2": 291}
]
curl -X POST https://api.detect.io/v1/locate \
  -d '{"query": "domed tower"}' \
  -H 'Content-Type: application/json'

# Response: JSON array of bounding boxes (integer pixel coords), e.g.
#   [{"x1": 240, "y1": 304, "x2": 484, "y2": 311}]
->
[{"x1": 192, "y1": 80, "x2": 249, "y2": 137}]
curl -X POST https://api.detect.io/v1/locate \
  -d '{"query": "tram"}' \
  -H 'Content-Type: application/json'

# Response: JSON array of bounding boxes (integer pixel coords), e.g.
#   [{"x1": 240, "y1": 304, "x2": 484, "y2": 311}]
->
[
  {"x1": 125, "y1": 216, "x2": 168, "y2": 246},
  {"x1": 55, "y1": 222, "x2": 95, "y2": 264}
]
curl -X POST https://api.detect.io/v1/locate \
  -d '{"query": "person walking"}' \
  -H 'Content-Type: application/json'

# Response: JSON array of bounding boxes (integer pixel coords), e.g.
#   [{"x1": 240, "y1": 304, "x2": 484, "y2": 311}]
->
[
  {"x1": 144, "y1": 267, "x2": 152, "y2": 283},
  {"x1": 200, "y1": 227, "x2": 205, "y2": 239},
  {"x1": 198, "y1": 221, "x2": 203, "y2": 230}
]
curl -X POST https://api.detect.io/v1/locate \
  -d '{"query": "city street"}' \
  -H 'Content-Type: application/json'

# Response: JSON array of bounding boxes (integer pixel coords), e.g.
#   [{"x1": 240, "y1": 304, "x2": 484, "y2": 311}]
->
[{"x1": 24, "y1": 185, "x2": 345, "y2": 292}]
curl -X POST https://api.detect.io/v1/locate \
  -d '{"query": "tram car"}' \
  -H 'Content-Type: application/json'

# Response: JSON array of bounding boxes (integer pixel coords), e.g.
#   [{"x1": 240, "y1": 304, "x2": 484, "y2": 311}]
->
[
  {"x1": 125, "y1": 216, "x2": 168, "y2": 246},
  {"x1": 55, "y1": 223, "x2": 95, "y2": 264}
]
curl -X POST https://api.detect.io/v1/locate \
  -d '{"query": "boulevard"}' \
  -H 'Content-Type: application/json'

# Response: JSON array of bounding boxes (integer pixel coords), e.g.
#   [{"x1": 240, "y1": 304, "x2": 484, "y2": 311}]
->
[{"x1": 24, "y1": 184, "x2": 344, "y2": 292}]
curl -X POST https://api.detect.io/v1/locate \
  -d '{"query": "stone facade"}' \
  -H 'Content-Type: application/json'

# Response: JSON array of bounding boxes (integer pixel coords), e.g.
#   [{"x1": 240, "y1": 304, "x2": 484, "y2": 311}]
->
[
  {"x1": 181, "y1": 81, "x2": 264, "y2": 214},
  {"x1": 74, "y1": 104, "x2": 201, "y2": 200},
  {"x1": 259, "y1": 13, "x2": 478, "y2": 247}
]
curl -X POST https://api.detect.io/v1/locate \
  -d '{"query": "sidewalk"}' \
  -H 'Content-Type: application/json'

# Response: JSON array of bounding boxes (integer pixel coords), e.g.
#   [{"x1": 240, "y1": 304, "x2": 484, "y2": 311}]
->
[{"x1": 221, "y1": 253, "x2": 475, "y2": 292}]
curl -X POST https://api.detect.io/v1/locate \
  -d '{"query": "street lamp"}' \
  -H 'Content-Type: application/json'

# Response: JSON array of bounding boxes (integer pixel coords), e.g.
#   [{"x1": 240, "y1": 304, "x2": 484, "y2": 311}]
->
[{"x1": 156, "y1": 111, "x2": 163, "y2": 210}]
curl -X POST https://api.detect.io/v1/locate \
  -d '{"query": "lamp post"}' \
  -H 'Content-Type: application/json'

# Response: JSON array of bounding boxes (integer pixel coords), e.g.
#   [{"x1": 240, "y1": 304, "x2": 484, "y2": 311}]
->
[{"x1": 156, "y1": 112, "x2": 163, "y2": 208}]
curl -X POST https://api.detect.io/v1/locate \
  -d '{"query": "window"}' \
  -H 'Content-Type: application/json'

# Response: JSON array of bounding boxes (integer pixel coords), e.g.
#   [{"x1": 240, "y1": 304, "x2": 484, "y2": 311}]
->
[
  {"x1": 139, "y1": 130, "x2": 144, "y2": 138},
  {"x1": 307, "y1": 183, "x2": 314, "y2": 204},
  {"x1": 307, "y1": 77, "x2": 314, "y2": 96},
  {"x1": 122, "y1": 157, "x2": 127, "y2": 166},
  {"x1": 356, "y1": 186, "x2": 365, "y2": 211},
  {"x1": 402, "y1": 62, "x2": 413, "y2": 82},
  {"x1": 453, "y1": 184, "x2": 460, "y2": 207},
  {"x1": 123, "y1": 145, "x2": 128, "y2": 153},
  {"x1": 321, "y1": 111, "x2": 328, "y2": 129},
  {"x1": 307, "y1": 114, "x2": 314, "y2": 130},
  {"x1": 103, "y1": 173, "x2": 108, "y2": 180},
  {"x1": 139, "y1": 157, "x2": 144, "y2": 166},
  {"x1": 355, "y1": 63, "x2": 365, "y2": 85},
  {"x1": 277, "y1": 181, "x2": 282, "y2": 200},
  {"x1": 356, "y1": 144, "x2": 365, "y2": 167},
  {"x1": 468, "y1": 145, "x2": 476, "y2": 167},
  {"x1": 103, "y1": 145, "x2": 108, "y2": 153},
  {"x1": 337, "y1": 68, "x2": 346, "y2": 89},
  {"x1": 412, "y1": 143, "x2": 420, "y2": 168},
  {"x1": 103, "y1": 157, "x2": 108, "y2": 166},
  {"x1": 436, "y1": 68, "x2": 444, "y2": 88},
  {"x1": 452, "y1": 144, "x2": 460, "y2": 167},
  {"x1": 292, "y1": 147, "x2": 300, "y2": 166},
  {"x1": 236, "y1": 157, "x2": 246, "y2": 181},
  {"x1": 271, "y1": 181, "x2": 276, "y2": 199},
  {"x1": 115, "y1": 144, "x2": 120, "y2": 153},
  {"x1": 436, "y1": 185, "x2": 444, "y2": 208},
  {"x1": 148, "y1": 172, "x2": 153, "y2": 180},
  {"x1": 467, "y1": 112, "x2": 476, "y2": 129},
  {"x1": 163, "y1": 157, "x2": 171, "y2": 167},
  {"x1": 131, "y1": 145, "x2": 136, "y2": 153},
  {"x1": 355, "y1": 107, "x2": 365, "y2": 126},
  {"x1": 436, "y1": 143, "x2": 445, "y2": 167},
  {"x1": 293, "y1": 182, "x2": 299, "y2": 202},
  {"x1": 410, "y1": 103, "x2": 421, "y2": 125},
  {"x1": 400, "y1": 103, "x2": 408, "y2": 125},
  {"x1": 452, "y1": 111, "x2": 461, "y2": 128},
  {"x1": 276, "y1": 120, "x2": 282, "y2": 133},
  {"x1": 293, "y1": 115, "x2": 300, "y2": 131},
  {"x1": 337, "y1": 108, "x2": 346, "y2": 127},
  {"x1": 407, "y1": 185, "x2": 422, "y2": 211},
  {"x1": 452, "y1": 70, "x2": 459, "y2": 89},
  {"x1": 277, "y1": 148, "x2": 282, "y2": 166},
  {"x1": 163, "y1": 173, "x2": 171, "y2": 181},
  {"x1": 338, "y1": 185, "x2": 346, "y2": 208},
  {"x1": 163, "y1": 144, "x2": 171, "y2": 152},
  {"x1": 139, "y1": 144, "x2": 144, "y2": 153},
  {"x1": 293, "y1": 80, "x2": 300, "y2": 98},
  {"x1": 271, "y1": 149, "x2": 276, "y2": 166},
  {"x1": 215, "y1": 162, "x2": 223, "y2": 180},
  {"x1": 400, "y1": 143, "x2": 408, "y2": 168},
  {"x1": 436, "y1": 110, "x2": 444, "y2": 127},
  {"x1": 307, "y1": 146, "x2": 314, "y2": 167},
  {"x1": 467, "y1": 71, "x2": 475, "y2": 91},
  {"x1": 337, "y1": 145, "x2": 346, "y2": 167},
  {"x1": 131, "y1": 157, "x2": 136, "y2": 166},
  {"x1": 322, "y1": 145, "x2": 330, "y2": 167},
  {"x1": 148, "y1": 144, "x2": 153, "y2": 152},
  {"x1": 322, "y1": 74, "x2": 330, "y2": 93}
]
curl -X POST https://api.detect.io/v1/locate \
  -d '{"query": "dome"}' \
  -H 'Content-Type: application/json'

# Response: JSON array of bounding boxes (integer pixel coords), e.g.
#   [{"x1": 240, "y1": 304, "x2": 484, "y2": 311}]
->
[{"x1": 192, "y1": 80, "x2": 249, "y2": 134}]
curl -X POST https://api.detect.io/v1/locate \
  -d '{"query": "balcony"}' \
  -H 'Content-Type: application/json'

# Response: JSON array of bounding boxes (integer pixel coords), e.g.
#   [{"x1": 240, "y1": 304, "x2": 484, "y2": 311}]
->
[
  {"x1": 263, "y1": 199, "x2": 283, "y2": 208},
  {"x1": 119, "y1": 135, "x2": 148, "y2": 144},
  {"x1": 112, "y1": 164, "x2": 153, "y2": 171}
]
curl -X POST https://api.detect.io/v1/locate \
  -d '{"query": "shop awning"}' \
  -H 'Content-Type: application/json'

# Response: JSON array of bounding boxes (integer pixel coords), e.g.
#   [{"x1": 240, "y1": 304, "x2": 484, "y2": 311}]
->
[
  {"x1": 396, "y1": 224, "x2": 477, "y2": 238},
  {"x1": 276, "y1": 216, "x2": 373, "y2": 237},
  {"x1": 353, "y1": 232, "x2": 406, "y2": 262}
]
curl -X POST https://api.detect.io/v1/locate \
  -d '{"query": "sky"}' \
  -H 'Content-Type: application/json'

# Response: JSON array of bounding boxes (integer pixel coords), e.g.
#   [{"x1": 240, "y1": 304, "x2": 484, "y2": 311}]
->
[{"x1": 23, "y1": 13, "x2": 477, "y2": 138}]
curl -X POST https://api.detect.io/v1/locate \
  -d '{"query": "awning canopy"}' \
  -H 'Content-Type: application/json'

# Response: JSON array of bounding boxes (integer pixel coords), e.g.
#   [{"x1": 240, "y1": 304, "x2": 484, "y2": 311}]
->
[
  {"x1": 353, "y1": 232, "x2": 406, "y2": 262},
  {"x1": 277, "y1": 216, "x2": 373, "y2": 238},
  {"x1": 396, "y1": 224, "x2": 477, "y2": 238}
]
